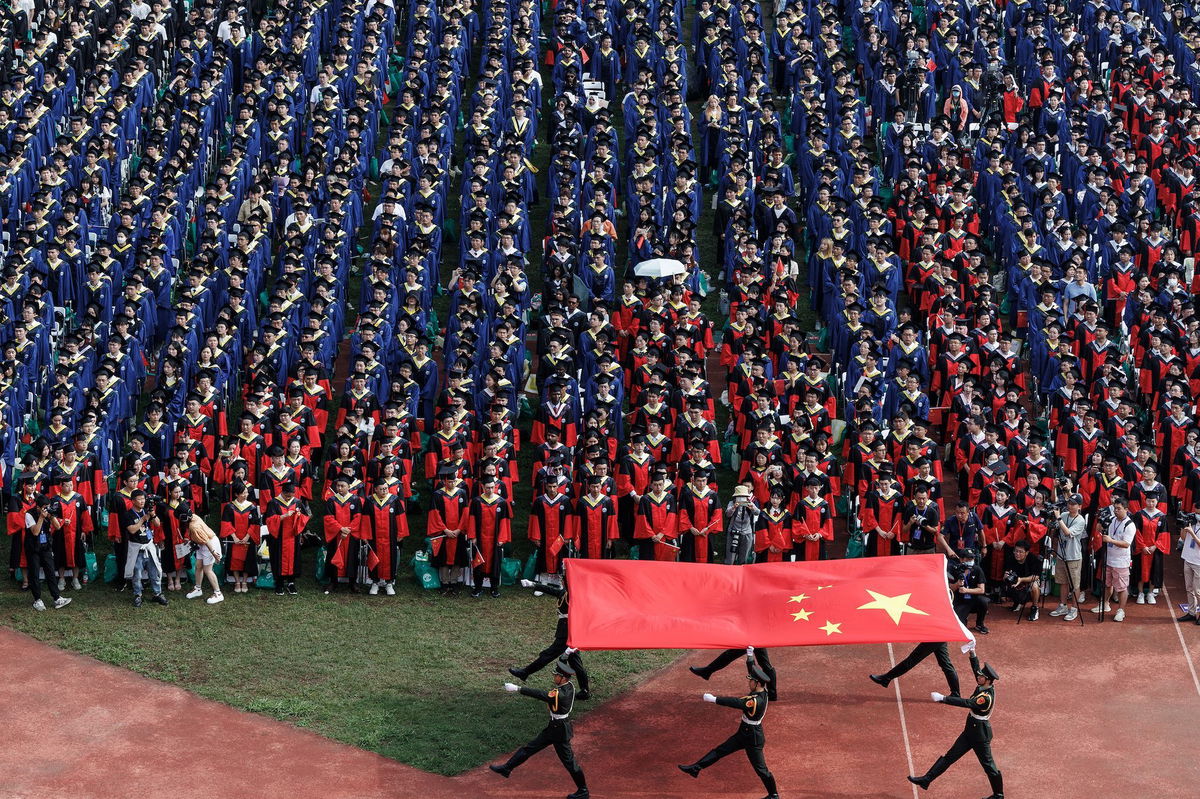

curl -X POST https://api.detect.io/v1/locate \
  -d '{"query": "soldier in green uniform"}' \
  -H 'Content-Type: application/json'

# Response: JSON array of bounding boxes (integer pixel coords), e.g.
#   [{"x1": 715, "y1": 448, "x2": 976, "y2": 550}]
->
[
  {"x1": 908, "y1": 646, "x2": 1004, "y2": 798},
  {"x1": 492, "y1": 656, "x2": 589, "y2": 799},
  {"x1": 678, "y1": 646, "x2": 780, "y2": 799}
]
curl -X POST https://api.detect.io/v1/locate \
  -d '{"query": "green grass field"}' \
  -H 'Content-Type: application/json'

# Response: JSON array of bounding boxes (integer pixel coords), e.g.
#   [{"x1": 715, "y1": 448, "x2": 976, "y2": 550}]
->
[{"x1": 0, "y1": 570, "x2": 675, "y2": 775}]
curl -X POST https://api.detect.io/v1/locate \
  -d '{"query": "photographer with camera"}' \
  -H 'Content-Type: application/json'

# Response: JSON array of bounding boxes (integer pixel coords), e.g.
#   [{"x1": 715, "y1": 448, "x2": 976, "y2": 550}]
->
[
  {"x1": 1177, "y1": 519, "x2": 1200, "y2": 625},
  {"x1": 903, "y1": 481, "x2": 941, "y2": 554},
  {"x1": 121, "y1": 490, "x2": 168, "y2": 609},
  {"x1": 1002, "y1": 540, "x2": 1043, "y2": 621},
  {"x1": 1093, "y1": 498, "x2": 1136, "y2": 621},
  {"x1": 953, "y1": 548, "x2": 990, "y2": 635},
  {"x1": 24, "y1": 495, "x2": 73, "y2": 611},
  {"x1": 724, "y1": 485, "x2": 761, "y2": 565},
  {"x1": 1048, "y1": 494, "x2": 1087, "y2": 621}
]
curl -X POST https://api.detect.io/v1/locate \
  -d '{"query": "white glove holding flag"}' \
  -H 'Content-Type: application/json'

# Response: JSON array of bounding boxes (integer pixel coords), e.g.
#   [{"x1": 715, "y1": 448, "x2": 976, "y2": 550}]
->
[
  {"x1": 702, "y1": 693, "x2": 717, "y2": 703},
  {"x1": 746, "y1": 645, "x2": 755, "y2": 655},
  {"x1": 503, "y1": 683, "x2": 520, "y2": 693},
  {"x1": 931, "y1": 692, "x2": 945, "y2": 703},
  {"x1": 966, "y1": 639, "x2": 977, "y2": 653},
  {"x1": 564, "y1": 647, "x2": 578, "y2": 655},
  {"x1": 519, "y1": 579, "x2": 535, "y2": 588}
]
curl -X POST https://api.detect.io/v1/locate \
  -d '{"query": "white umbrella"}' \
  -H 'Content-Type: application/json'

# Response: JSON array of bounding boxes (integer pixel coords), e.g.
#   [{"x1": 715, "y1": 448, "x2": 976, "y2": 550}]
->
[{"x1": 633, "y1": 258, "x2": 687, "y2": 278}]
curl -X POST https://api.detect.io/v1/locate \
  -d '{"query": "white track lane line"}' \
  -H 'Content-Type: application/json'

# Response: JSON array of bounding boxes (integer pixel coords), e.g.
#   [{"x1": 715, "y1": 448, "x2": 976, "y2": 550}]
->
[
  {"x1": 887, "y1": 643, "x2": 920, "y2": 798},
  {"x1": 1161, "y1": 585, "x2": 1200, "y2": 698}
]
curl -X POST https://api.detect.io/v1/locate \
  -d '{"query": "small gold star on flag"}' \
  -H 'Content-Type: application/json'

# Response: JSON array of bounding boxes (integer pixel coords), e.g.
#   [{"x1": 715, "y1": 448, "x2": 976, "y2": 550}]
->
[
  {"x1": 791, "y1": 609, "x2": 812, "y2": 622},
  {"x1": 819, "y1": 620, "x2": 842, "y2": 636}
]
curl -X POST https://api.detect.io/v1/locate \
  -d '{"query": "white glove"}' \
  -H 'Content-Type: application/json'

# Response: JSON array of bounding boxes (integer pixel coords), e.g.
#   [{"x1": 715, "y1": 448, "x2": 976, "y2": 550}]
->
[
  {"x1": 702, "y1": 693, "x2": 717, "y2": 703},
  {"x1": 746, "y1": 645, "x2": 755, "y2": 655},
  {"x1": 503, "y1": 683, "x2": 520, "y2": 693},
  {"x1": 519, "y1": 579, "x2": 534, "y2": 588},
  {"x1": 931, "y1": 692, "x2": 945, "y2": 703},
  {"x1": 966, "y1": 639, "x2": 977, "y2": 653},
  {"x1": 532, "y1": 590, "x2": 544, "y2": 597},
  {"x1": 564, "y1": 647, "x2": 578, "y2": 655}
]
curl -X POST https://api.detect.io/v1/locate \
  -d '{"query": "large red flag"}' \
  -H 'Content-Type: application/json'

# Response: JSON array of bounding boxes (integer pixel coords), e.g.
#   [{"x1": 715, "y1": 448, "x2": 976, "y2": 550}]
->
[{"x1": 565, "y1": 555, "x2": 972, "y2": 650}]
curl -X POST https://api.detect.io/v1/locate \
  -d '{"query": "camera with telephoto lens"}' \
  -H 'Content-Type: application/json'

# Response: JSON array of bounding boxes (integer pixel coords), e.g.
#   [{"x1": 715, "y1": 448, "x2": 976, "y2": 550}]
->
[
  {"x1": 1179, "y1": 512, "x2": 1199, "y2": 529},
  {"x1": 946, "y1": 558, "x2": 967, "y2": 584}
]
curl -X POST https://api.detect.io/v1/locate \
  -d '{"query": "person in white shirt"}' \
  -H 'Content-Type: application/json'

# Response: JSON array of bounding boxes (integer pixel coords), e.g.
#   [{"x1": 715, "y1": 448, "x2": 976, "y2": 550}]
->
[
  {"x1": 1178, "y1": 523, "x2": 1200, "y2": 626},
  {"x1": 1094, "y1": 498, "x2": 1136, "y2": 621}
]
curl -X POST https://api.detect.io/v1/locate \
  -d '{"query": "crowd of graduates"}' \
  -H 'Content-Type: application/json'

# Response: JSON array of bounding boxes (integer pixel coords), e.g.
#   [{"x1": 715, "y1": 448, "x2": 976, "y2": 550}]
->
[{"x1": 5, "y1": 0, "x2": 1200, "y2": 624}]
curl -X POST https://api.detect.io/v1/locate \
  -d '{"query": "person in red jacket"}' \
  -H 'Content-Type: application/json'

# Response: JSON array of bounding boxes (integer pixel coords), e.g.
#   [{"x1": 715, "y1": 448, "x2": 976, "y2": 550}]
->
[
  {"x1": 467, "y1": 476, "x2": 512, "y2": 598},
  {"x1": 263, "y1": 479, "x2": 311, "y2": 595},
  {"x1": 634, "y1": 470, "x2": 679, "y2": 561},
  {"x1": 361, "y1": 480, "x2": 409, "y2": 596},
  {"x1": 792, "y1": 477, "x2": 833, "y2": 561},
  {"x1": 220, "y1": 481, "x2": 262, "y2": 594},
  {"x1": 677, "y1": 470, "x2": 723, "y2": 563},
  {"x1": 323, "y1": 475, "x2": 365, "y2": 594},
  {"x1": 1132, "y1": 489, "x2": 1171, "y2": 605}
]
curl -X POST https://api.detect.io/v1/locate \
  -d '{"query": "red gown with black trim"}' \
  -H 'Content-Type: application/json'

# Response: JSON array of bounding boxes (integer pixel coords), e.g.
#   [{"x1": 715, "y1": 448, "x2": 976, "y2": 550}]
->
[{"x1": 677, "y1": 485, "x2": 723, "y2": 563}]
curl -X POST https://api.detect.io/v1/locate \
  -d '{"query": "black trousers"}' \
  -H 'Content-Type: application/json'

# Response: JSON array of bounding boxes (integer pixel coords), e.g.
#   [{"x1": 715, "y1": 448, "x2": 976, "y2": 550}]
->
[
  {"x1": 9, "y1": 532, "x2": 23, "y2": 577},
  {"x1": 697, "y1": 648, "x2": 778, "y2": 696},
  {"x1": 696, "y1": 722, "x2": 777, "y2": 795},
  {"x1": 955, "y1": 595, "x2": 989, "y2": 626},
  {"x1": 504, "y1": 720, "x2": 586, "y2": 790},
  {"x1": 522, "y1": 621, "x2": 590, "y2": 692},
  {"x1": 111, "y1": 539, "x2": 128, "y2": 583},
  {"x1": 884, "y1": 642, "x2": 960, "y2": 696},
  {"x1": 24, "y1": 540, "x2": 61, "y2": 603},
  {"x1": 922, "y1": 723, "x2": 1003, "y2": 797}
]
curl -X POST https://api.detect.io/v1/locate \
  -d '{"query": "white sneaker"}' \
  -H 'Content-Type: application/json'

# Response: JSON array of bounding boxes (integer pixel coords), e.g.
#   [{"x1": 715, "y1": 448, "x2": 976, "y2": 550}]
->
[
  {"x1": 1064, "y1": 608, "x2": 1079, "y2": 621},
  {"x1": 1091, "y1": 604, "x2": 1112, "y2": 613},
  {"x1": 206, "y1": 593, "x2": 224, "y2": 605},
  {"x1": 32, "y1": 599, "x2": 46, "y2": 611},
  {"x1": 1049, "y1": 604, "x2": 1069, "y2": 617},
  {"x1": 186, "y1": 586, "x2": 203, "y2": 599},
  {"x1": 1152, "y1": 588, "x2": 1160, "y2": 597},
  {"x1": 1113, "y1": 608, "x2": 1126, "y2": 622},
  {"x1": 1136, "y1": 594, "x2": 1145, "y2": 604},
  {"x1": 53, "y1": 597, "x2": 72, "y2": 609},
  {"x1": 1147, "y1": 593, "x2": 1157, "y2": 605},
  {"x1": 384, "y1": 582, "x2": 396, "y2": 596},
  {"x1": 57, "y1": 577, "x2": 66, "y2": 591},
  {"x1": 71, "y1": 577, "x2": 82, "y2": 590},
  {"x1": 368, "y1": 583, "x2": 380, "y2": 596}
]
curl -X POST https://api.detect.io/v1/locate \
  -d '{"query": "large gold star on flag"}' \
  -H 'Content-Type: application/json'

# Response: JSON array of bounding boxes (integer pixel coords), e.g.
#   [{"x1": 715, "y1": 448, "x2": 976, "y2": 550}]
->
[{"x1": 856, "y1": 590, "x2": 930, "y2": 625}]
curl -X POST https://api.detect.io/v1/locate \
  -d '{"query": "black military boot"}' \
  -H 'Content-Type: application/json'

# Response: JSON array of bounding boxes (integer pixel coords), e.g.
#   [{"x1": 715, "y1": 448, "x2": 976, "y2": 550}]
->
[
  {"x1": 488, "y1": 764, "x2": 510, "y2": 778},
  {"x1": 688, "y1": 666, "x2": 711, "y2": 680},
  {"x1": 678, "y1": 764, "x2": 701, "y2": 778},
  {"x1": 869, "y1": 673, "x2": 891, "y2": 688}
]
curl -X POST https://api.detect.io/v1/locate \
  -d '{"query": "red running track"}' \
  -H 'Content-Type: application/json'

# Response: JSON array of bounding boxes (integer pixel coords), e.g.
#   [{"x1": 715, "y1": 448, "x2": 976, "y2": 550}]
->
[{"x1": 2, "y1": 574, "x2": 1199, "y2": 798}]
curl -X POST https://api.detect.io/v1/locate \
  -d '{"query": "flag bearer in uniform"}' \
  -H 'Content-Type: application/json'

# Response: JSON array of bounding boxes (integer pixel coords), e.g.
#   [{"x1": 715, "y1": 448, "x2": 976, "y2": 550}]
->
[
  {"x1": 492, "y1": 656, "x2": 590, "y2": 799},
  {"x1": 908, "y1": 647, "x2": 1004, "y2": 799},
  {"x1": 679, "y1": 647, "x2": 779, "y2": 799},
  {"x1": 510, "y1": 577, "x2": 591, "y2": 698}
]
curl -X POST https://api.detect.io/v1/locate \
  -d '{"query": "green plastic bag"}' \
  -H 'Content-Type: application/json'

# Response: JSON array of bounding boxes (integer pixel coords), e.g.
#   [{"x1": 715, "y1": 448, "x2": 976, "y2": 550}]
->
[
  {"x1": 500, "y1": 557, "x2": 522, "y2": 586},
  {"x1": 256, "y1": 568, "x2": 275, "y2": 590},
  {"x1": 103, "y1": 553, "x2": 119, "y2": 583},
  {"x1": 845, "y1": 533, "x2": 866, "y2": 559},
  {"x1": 521, "y1": 552, "x2": 538, "y2": 581},
  {"x1": 85, "y1": 549, "x2": 98, "y2": 583},
  {"x1": 315, "y1": 547, "x2": 329, "y2": 585},
  {"x1": 14, "y1": 567, "x2": 22, "y2": 582},
  {"x1": 411, "y1": 549, "x2": 441, "y2": 590}
]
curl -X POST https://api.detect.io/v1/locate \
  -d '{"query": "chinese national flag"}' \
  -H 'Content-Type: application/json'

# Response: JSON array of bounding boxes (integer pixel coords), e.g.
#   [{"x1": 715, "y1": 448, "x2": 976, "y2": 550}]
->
[{"x1": 565, "y1": 555, "x2": 972, "y2": 650}]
